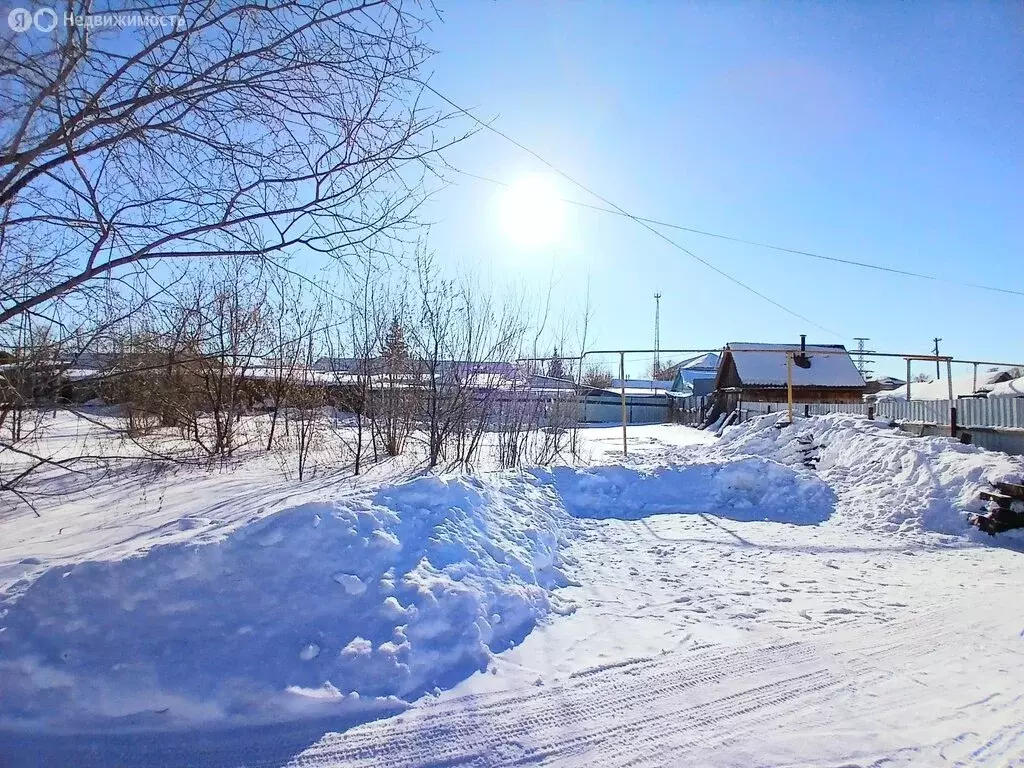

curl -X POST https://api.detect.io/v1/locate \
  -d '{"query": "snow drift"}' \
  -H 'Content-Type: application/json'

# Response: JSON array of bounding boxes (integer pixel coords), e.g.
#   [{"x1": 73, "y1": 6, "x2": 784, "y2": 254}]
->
[
  {"x1": 535, "y1": 460, "x2": 835, "y2": 525},
  {"x1": 713, "y1": 413, "x2": 1024, "y2": 537},
  {"x1": 6, "y1": 414, "x2": 1017, "y2": 733},
  {"x1": 0, "y1": 457, "x2": 843, "y2": 731},
  {"x1": 0, "y1": 475, "x2": 571, "y2": 729}
]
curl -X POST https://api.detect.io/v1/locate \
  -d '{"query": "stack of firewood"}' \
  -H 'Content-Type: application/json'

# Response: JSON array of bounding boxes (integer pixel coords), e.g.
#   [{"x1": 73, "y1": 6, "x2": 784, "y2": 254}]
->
[{"x1": 969, "y1": 481, "x2": 1024, "y2": 535}]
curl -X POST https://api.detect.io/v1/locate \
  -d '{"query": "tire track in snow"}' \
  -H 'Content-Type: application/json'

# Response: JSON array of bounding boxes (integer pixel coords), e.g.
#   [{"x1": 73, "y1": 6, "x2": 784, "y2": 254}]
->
[
  {"x1": 955, "y1": 704, "x2": 1024, "y2": 768},
  {"x1": 288, "y1": 593, "x2": 1024, "y2": 768},
  {"x1": 285, "y1": 639, "x2": 838, "y2": 767}
]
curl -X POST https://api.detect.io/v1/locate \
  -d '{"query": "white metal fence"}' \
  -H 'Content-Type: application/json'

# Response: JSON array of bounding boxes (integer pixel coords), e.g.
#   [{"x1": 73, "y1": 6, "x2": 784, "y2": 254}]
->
[
  {"x1": 955, "y1": 398, "x2": 1024, "y2": 429},
  {"x1": 736, "y1": 398, "x2": 1024, "y2": 429},
  {"x1": 674, "y1": 394, "x2": 1024, "y2": 430}
]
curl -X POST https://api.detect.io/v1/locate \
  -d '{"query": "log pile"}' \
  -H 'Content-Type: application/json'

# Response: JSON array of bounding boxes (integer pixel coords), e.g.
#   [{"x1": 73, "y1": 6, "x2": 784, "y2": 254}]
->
[{"x1": 969, "y1": 482, "x2": 1024, "y2": 535}]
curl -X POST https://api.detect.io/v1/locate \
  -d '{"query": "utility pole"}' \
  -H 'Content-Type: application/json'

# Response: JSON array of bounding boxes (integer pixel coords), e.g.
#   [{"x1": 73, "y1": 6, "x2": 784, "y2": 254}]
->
[
  {"x1": 933, "y1": 337, "x2": 942, "y2": 379},
  {"x1": 653, "y1": 293, "x2": 662, "y2": 375},
  {"x1": 620, "y1": 351, "x2": 627, "y2": 455}
]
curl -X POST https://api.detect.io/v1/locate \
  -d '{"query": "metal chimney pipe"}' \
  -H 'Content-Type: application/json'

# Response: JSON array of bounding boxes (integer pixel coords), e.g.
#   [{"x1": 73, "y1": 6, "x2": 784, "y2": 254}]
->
[{"x1": 800, "y1": 334, "x2": 806, "y2": 352}]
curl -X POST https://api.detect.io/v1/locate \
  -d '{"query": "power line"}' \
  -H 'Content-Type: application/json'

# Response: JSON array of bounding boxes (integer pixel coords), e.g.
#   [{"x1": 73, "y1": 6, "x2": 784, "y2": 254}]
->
[
  {"x1": 450, "y1": 167, "x2": 1024, "y2": 300},
  {"x1": 423, "y1": 82, "x2": 842, "y2": 338}
]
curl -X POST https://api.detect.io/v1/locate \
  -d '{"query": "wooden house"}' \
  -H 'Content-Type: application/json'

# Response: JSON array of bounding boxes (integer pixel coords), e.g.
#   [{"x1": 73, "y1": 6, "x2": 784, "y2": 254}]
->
[{"x1": 713, "y1": 340, "x2": 866, "y2": 408}]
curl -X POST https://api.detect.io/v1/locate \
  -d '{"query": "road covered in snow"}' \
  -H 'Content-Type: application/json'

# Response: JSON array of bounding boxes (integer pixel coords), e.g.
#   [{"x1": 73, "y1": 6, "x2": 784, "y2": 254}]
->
[{"x1": 2, "y1": 413, "x2": 1024, "y2": 766}]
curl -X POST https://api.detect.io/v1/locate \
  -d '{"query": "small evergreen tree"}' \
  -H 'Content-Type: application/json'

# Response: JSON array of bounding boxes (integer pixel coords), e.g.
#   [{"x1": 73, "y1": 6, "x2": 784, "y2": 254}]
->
[
  {"x1": 547, "y1": 347, "x2": 565, "y2": 379},
  {"x1": 381, "y1": 318, "x2": 408, "y2": 363}
]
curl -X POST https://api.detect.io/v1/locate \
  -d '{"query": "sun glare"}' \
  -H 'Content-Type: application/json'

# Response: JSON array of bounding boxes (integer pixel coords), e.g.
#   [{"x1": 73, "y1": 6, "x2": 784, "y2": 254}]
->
[{"x1": 497, "y1": 174, "x2": 566, "y2": 248}]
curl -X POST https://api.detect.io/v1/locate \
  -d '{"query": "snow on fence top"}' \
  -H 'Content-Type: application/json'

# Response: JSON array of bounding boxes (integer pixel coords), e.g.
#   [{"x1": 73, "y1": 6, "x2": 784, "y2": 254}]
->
[{"x1": 724, "y1": 343, "x2": 865, "y2": 389}]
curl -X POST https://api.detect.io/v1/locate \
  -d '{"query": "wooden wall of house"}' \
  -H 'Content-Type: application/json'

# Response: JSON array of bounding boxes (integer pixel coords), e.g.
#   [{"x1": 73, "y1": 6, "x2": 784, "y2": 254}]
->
[
  {"x1": 715, "y1": 356, "x2": 740, "y2": 390},
  {"x1": 738, "y1": 387, "x2": 864, "y2": 404}
]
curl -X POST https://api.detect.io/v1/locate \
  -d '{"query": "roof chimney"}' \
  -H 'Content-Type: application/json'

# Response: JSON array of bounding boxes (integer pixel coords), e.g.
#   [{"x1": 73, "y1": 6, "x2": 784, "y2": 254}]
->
[{"x1": 794, "y1": 334, "x2": 812, "y2": 369}]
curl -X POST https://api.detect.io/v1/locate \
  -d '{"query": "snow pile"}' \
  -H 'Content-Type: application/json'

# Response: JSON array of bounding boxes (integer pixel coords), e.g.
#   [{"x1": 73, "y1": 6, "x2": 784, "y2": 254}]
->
[
  {"x1": 713, "y1": 413, "x2": 1024, "y2": 536},
  {"x1": 533, "y1": 460, "x2": 835, "y2": 525},
  {"x1": 0, "y1": 475, "x2": 571, "y2": 729},
  {"x1": 875, "y1": 371, "x2": 1009, "y2": 401},
  {"x1": 987, "y1": 376, "x2": 1024, "y2": 399}
]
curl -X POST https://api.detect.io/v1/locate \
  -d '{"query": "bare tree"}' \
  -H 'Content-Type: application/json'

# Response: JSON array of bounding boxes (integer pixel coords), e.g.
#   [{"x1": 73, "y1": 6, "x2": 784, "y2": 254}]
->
[
  {"x1": 1, "y1": 2, "x2": 463, "y2": 503},
  {"x1": 262, "y1": 272, "x2": 323, "y2": 451},
  {"x1": 652, "y1": 360, "x2": 677, "y2": 381},
  {"x1": 582, "y1": 364, "x2": 612, "y2": 389},
  {"x1": 407, "y1": 250, "x2": 529, "y2": 469},
  {"x1": 275, "y1": 335, "x2": 327, "y2": 482},
  {"x1": 327, "y1": 263, "x2": 390, "y2": 475},
  {"x1": 1, "y1": 0, "x2": 459, "y2": 337},
  {"x1": 104, "y1": 262, "x2": 268, "y2": 460}
]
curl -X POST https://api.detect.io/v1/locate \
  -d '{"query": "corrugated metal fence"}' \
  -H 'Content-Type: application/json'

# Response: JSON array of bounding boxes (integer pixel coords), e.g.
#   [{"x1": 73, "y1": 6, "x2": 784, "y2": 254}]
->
[
  {"x1": 673, "y1": 395, "x2": 1024, "y2": 430},
  {"x1": 736, "y1": 398, "x2": 1024, "y2": 429},
  {"x1": 580, "y1": 396, "x2": 669, "y2": 425},
  {"x1": 956, "y1": 398, "x2": 1024, "y2": 429}
]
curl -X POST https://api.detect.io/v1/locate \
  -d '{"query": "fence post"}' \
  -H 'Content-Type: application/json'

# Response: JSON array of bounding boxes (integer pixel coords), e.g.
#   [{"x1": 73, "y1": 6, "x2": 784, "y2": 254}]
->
[
  {"x1": 947, "y1": 359, "x2": 956, "y2": 437},
  {"x1": 786, "y1": 353, "x2": 794, "y2": 423},
  {"x1": 619, "y1": 352, "x2": 627, "y2": 455}
]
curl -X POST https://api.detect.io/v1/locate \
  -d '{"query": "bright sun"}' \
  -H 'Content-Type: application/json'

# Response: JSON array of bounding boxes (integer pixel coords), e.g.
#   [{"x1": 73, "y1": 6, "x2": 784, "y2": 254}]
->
[{"x1": 497, "y1": 173, "x2": 566, "y2": 248}]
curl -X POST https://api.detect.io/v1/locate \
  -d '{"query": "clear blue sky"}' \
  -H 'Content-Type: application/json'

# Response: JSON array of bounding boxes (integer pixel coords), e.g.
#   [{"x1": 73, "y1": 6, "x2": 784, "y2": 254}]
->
[{"x1": 417, "y1": 1, "x2": 1023, "y2": 378}]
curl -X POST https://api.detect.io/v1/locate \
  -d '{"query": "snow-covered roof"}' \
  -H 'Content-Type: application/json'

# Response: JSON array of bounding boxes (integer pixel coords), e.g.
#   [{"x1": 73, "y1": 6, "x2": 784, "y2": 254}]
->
[
  {"x1": 676, "y1": 352, "x2": 720, "y2": 371},
  {"x1": 982, "y1": 377, "x2": 1024, "y2": 399},
  {"x1": 312, "y1": 357, "x2": 363, "y2": 372},
  {"x1": 868, "y1": 376, "x2": 906, "y2": 392},
  {"x1": 660, "y1": 352, "x2": 720, "y2": 378},
  {"x1": 723, "y1": 343, "x2": 865, "y2": 389},
  {"x1": 65, "y1": 368, "x2": 102, "y2": 382},
  {"x1": 522, "y1": 374, "x2": 576, "y2": 390},
  {"x1": 875, "y1": 371, "x2": 1013, "y2": 401},
  {"x1": 589, "y1": 387, "x2": 668, "y2": 399},
  {"x1": 610, "y1": 378, "x2": 672, "y2": 391},
  {"x1": 978, "y1": 369, "x2": 1013, "y2": 386}
]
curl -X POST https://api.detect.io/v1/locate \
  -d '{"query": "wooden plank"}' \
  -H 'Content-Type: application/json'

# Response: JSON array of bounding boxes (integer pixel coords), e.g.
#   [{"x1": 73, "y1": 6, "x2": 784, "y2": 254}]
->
[
  {"x1": 980, "y1": 490, "x2": 1014, "y2": 508},
  {"x1": 969, "y1": 512, "x2": 998, "y2": 534},
  {"x1": 971, "y1": 514, "x2": 1006, "y2": 535},
  {"x1": 969, "y1": 508, "x2": 1024, "y2": 535},
  {"x1": 994, "y1": 481, "x2": 1024, "y2": 500}
]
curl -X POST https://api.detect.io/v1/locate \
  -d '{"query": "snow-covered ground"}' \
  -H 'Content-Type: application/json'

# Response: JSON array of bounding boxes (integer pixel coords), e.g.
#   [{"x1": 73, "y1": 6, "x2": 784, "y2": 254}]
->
[{"x1": 2, "y1": 412, "x2": 1024, "y2": 766}]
